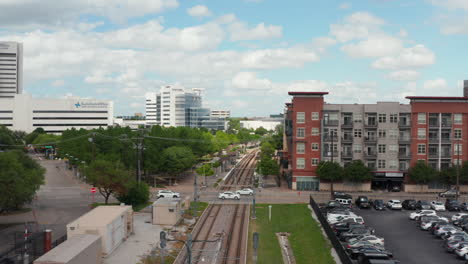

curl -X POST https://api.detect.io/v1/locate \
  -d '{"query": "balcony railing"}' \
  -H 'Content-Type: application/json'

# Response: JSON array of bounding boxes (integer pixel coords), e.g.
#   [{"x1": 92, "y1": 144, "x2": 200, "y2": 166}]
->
[
  {"x1": 428, "y1": 137, "x2": 452, "y2": 143},
  {"x1": 322, "y1": 151, "x2": 339, "y2": 157},
  {"x1": 341, "y1": 121, "x2": 353, "y2": 128},
  {"x1": 365, "y1": 122, "x2": 377, "y2": 128},
  {"x1": 342, "y1": 136, "x2": 353, "y2": 142},
  {"x1": 399, "y1": 120, "x2": 411, "y2": 127},
  {"x1": 341, "y1": 151, "x2": 353, "y2": 158},
  {"x1": 429, "y1": 120, "x2": 453, "y2": 128},
  {"x1": 364, "y1": 136, "x2": 377, "y2": 143},
  {"x1": 323, "y1": 136, "x2": 339, "y2": 142},
  {"x1": 398, "y1": 152, "x2": 411, "y2": 159},
  {"x1": 364, "y1": 152, "x2": 377, "y2": 159},
  {"x1": 323, "y1": 120, "x2": 339, "y2": 126},
  {"x1": 399, "y1": 136, "x2": 411, "y2": 143}
]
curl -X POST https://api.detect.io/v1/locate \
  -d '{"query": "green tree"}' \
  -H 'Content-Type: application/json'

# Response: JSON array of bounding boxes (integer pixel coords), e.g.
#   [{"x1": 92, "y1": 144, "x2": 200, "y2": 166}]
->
[
  {"x1": 196, "y1": 163, "x2": 215, "y2": 177},
  {"x1": 159, "y1": 146, "x2": 196, "y2": 185},
  {"x1": 227, "y1": 118, "x2": 241, "y2": 133},
  {"x1": 343, "y1": 160, "x2": 373, "y2": 182},
  {"x1": 254, "y1": 127, "x2": 268, "y2": 136},
  {"x1": 260, "y1": 141, "x2": 275, "y2": 158},
  {"x1": 257, "y1": 157, "x2": 280, "y2": 176},
  {"x1": 408, "y1": 161, "x2": 438, "y2": 184},
  {"x1": 86, "y1": 159, "x2": 132, "y2": 204},
  {"x1": 459, "y1": 162, "x2": 468, "y2": 184},
  {"x1": 117, "y1": 181, "x2": 149, "y2": 208},
  {"x1": 0, "y1": 150, "x2": 45, "y2": 212},
  {"x1": 438, "y1": 167, "x2": 457, "y2": 184},
  {"x1": 316, "y1": 161, "x2": 343, "y2": 195},
  {"x1": 32, "y1": 133, "x2": 61, "y2": 145}
]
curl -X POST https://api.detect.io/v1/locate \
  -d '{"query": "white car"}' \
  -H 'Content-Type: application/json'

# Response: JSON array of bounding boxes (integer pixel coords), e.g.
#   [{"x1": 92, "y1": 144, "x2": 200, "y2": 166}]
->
[
  {"x1": 387, "y1": 200, "x2": 402, "y2": 210},
  {"x1": 431, "y1": 200, "x2": 446, "y2": 211},
  {"x1": 157, "y1": 190, "x2": 180, "y2": 198},
  {"x1": 327, "y1": 211, "x2": 358, "y2": 224},
  {"x1": 409, "y1": 210, "x2": 436, "y2": 220},
  {"x1": 329, "y1": 216, "x2": 364, "y2": 225},
  {"x1": 348, "y1": 235, "x2": 384, "y2": 246},
  {"x1": 218, "y1": 191, "x2": 240, "y2": 200},
  {"x1": 435, "y1": 226, "x2": 460, "y2": 237},
  {"x1": 455, "y1": 244, "x2": 468, "y2": 258},
  {"x1": 236, "y1": 188, "x2": 254, "y2": 195},
  {"x1": 452, "y1": 213, "x2": 468, "y2": 221}
]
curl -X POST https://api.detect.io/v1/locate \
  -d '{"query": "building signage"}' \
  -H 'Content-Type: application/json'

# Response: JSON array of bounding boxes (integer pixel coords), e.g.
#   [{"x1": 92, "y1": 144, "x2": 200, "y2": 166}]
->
[{"x1": 75, "y1": 102, "x2": 108, "y2": 109}]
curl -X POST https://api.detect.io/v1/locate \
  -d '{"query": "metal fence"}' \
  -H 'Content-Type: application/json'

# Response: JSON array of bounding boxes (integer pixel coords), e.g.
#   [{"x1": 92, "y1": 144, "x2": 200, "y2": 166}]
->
[
  {"x1": 309, "y1": 196, "x2": 353, "y2": 264},
  {"x1": 0, "y1": 231, "x2": 67, "y2": 264}
]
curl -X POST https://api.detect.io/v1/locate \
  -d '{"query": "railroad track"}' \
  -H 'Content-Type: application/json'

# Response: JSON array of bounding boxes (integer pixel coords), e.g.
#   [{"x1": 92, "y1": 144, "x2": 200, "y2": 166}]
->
[{"x1": 175, "y1": 150, "x2": 257, "y2": 264}]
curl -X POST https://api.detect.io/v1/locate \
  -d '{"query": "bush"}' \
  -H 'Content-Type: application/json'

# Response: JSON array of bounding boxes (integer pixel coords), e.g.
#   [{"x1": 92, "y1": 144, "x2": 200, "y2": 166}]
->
[{"x1": 117, "y1": 181, "x2": 150, "y2": 207}]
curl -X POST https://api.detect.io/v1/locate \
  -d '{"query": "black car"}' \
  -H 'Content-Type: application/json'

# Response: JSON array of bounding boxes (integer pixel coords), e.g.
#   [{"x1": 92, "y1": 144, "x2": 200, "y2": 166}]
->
[
  {"x1": 333, "y1": 221, "x2": 364, "y2": 236},
  {"x1": 402, "y1": 199, "x2": 417, "y2": 210},
  {"x1": 354, "y1": 249, "x2": 394, "y2": 264},
  {"x1": 356, "y1": 196, "x2": 371, "y2": 209},
  {"x1": 390, "y1": 185, "x2": 401, "y2": 192},
  {"x1": 461, "y1": 202, "x2": 468, "y2": 211},
  {"x1": 446, "y1": 199, "x2": 461, "y2": 211},
  {"x1": 416, "y1": 200, "x2": 431, "y2": 210},
  {"x1": 347, "y1": 246, "x2": 390, "y2": 259},
  {"x1": 373, "y1": 200, "x2": 385, "y2": 210},
  {"x1": 334, "y1": 191, "x2": 353, "y2": 200}
]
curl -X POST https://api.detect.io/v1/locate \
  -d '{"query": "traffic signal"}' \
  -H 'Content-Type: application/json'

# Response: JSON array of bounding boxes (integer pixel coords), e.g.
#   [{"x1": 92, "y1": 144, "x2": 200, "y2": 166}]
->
[{"x1": 160, "y1": 231, "x2": 167, "y2": 248}]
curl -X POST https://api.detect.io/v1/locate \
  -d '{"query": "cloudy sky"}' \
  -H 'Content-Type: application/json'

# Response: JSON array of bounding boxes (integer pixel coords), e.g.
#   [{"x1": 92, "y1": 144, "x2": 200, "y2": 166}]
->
[{"x1": 0, "y1": 0, "x2": 467, "y2": 116}]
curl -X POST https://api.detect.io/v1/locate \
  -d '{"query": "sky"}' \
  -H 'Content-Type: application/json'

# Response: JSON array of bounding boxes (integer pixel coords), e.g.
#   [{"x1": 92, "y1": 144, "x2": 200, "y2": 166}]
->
[{"x1": 0, "y1": 0, "x2": 467, "y2": 117}]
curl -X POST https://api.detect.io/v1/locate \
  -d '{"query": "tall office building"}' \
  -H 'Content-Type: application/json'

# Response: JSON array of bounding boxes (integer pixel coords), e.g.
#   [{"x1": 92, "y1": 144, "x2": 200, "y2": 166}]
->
[{"x1": 0, "y1": 41, "x2": 23, "y2": 98}]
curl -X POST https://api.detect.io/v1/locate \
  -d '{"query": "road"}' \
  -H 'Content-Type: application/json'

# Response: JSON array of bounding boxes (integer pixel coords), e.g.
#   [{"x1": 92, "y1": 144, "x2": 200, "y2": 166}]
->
[
  {"x1": 356, "y1": 208, "x2": 465, "y2": 264},
  {"x1": 0, "y1": 156, "x2": 104, "y2": 252}
]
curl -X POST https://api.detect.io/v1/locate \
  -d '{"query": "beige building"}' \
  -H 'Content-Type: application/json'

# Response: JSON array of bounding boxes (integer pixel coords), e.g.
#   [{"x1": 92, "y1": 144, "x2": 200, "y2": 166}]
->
[
  {"x1": 67, "y1": 205, "x2": 133, "y2": 256},
  {"x1": 34, "y1": 234, "x2": 101, "y2": 264},
  {"x1": 152, "y1": 198, "x2": 183, "y2": 226}
]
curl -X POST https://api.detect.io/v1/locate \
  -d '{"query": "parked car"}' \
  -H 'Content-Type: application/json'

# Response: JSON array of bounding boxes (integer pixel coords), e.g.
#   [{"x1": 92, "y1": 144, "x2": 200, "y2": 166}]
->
[
  {"x1": 334, "y1": 191, "x2": 353, "y2": 199},
  {"x1": 236, "y1": 188, "x2": 253, "y2": 195},
  {"x1": 333, "y1": 221, "x2": 365, "y2": 236},
  {"x1": 340, "y1": 227, "x2": 375, "y2": 242},
  {"x1": 446, "y1": 199, "x2": 462, "y2": 211},
  {"x1": 324, "y1": 200, "x2": 341, "y2": 210},
  {"x1": 452, "y1": 213, "x2": 468, "y2": 222},
  {"x1": 334, "y1": 192, "x2": 353, "y2": 207},
  {"x1": 431, "y1": 222, "x2": 451, "y2": 234},
  {"x1": 416, "y1": 200, "x2": 431, "y2": 210},
  {"x1": 356, "y1": 196, "x2": 371, "y2": 209},
  {"x1": 347, "y1": 246, "x2": 390, "y2": 260},
  {"x1": 387, "y1": 200, "x2": 402, "y2": 210},
  {"x1": 461, "y1": 202, "x2": 468, "y2": 211},
  {"x1": 409, "y1": 209, "x2": 436, "y2": 220},
  {"x1": 157, "y1": 190, "x2": 180, "y2": 198},
  {"x1": 421, "y1": 218, "x2": 445, "y2": 231},
  {"x1": 390, "y1": 185, "x2": 401, "y2": 192},
  {"x1": 431, "y1": 200, "x2": 446, "y2": 211},
  {"x1": 435, "y1": 226, "x2": 460, "y2": 237},
  {"x1": 402, "y1": 199, "x2": 417, "y2": 210},
  {"x1": 373, "y1": 200, "x2": 385, "y2": 211},
  {"x1": 218, "y1": 191, "x2": 240, "y2": 200},
  {"x1": 348, "y1": 235, "x2": 385, "y2": 246},
  {"x1": 439, "y1": 189, "x2": 459, "y2": 198},
  {"x1": 445, "y1": 240, "x2": 468, "y2": 253},
  {"x1": 355, "y1": 249, "x2": 394, "y2": 264},
  {"x1": 455, "y1": 243, "x2": 468, "y2": 258}
]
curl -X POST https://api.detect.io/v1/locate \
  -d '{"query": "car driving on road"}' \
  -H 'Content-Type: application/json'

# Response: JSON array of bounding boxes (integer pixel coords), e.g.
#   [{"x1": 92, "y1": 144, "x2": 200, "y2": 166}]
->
[
  {"x1": 218, "y1": 191, "x2": 240, "y2": 200},
  {"x1": 236, "y1": 188, "x2": 253, "y2": 195},
  {"x1": 439, "y1": 189, "x2": 459, "y2": 198},
  {"x1": 157, "y1": 190, "x2": 180, "y2": 198}
]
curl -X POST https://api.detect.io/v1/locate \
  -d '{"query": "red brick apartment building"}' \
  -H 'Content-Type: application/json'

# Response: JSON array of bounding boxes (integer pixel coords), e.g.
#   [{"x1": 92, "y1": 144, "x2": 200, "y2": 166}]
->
[{"x1": 281, "y1": 82, "x2": 468, "y2": 191}]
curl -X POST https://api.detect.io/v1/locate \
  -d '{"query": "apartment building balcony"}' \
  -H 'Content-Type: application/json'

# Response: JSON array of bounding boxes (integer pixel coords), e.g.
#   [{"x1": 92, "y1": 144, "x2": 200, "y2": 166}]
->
[
  {"x1": 428, "y1": 137, "x2": 452, "y2": 143},
  {"x1": 323, "y1": 120, "x2": 339, "y2": 126},
  {"x1": 398, "y1": 136, "x2": 411, "y2": 144},
  {"x1": 364, "y1": 122, "x2": 377, "y2": 128},
  {"x1": 364, "y1": 151, "x2": 377, "y2": 159},
  {"x1": 399, "y1": 166, "x2": 408, "y2": 171},
  {"x1": 429, "y1": 120, "x2": 453, "y2": 128},
  {"x1": 398, "y1": 120, "x2": 411, "y2": 128},
  {"x1": 398, "y1": 152, "x2": 411, "y2": 159},
  {"x1": 364, "y1": 136, "x2": 377, "y2": 144},
  {"x1": 341, "y1": 121, "x2": 353, "y2": 128},
  {"x1": 323, "y1": 135, "x2": 339, "y2": 142},
  {"x1": 342, "y1": 136, "x2": 353, "y2": 143},
  {"x1": 322, "y1": 151, "x2": 339, "y2": 157},
  {"x1": 341, "y1": 151, "x2": 353, "y2": 158}
]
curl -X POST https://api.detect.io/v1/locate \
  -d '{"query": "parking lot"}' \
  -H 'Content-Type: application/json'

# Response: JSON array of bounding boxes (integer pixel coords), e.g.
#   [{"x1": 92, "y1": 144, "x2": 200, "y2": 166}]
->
[{"x1": 355, "y1": 207, "x2": 466, "y2": 264}]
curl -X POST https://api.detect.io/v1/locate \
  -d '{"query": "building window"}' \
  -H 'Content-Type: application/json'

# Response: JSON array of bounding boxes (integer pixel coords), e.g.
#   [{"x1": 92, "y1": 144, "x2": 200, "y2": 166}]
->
[
  {"x1": 354, "y1": 113, "x2": 362, "y2": 123},
  {"x1": 297, "y1": 112, "x2": 305, "y2": 124},
  {"x1": 418, "y1": 113, "x2": 426, "y2": 124},
  {"x1": 296, "y1": 143, "x2": 305, "y2": 154},
  {"x1": 354, "y1": 129, "x2": 362, "y2": 137},
  {"x1": 389, "y1": 160, "x2": 397, "y2": 169},
  {"x1": 378, "y1": 160, "x2": 386, "y2": 169},
  {"x1": 418, "y1": 144, "x2": 426, "y2": 154},
  {"x1": 378, "y1": 114, "x2": 386, "y2": 123},
  {"x1": 353, "y1": 144, "x2": 362, "y2": 153},
  {"x1": 454, "y1": 113, "x2": 463, "y2": 124},
  {"x1": 454, "y1": 159, "x2": 462, "y2": 166},
  {"x1": 390, "y1": 114, "x2": 398, "y2": 123},
  {"x1": 389, "y1": 145, "x2": 398, "y2": 153},
  {"x1": 378, "y1": 129, "x2": 386, "y2": 138},
  {"x1": 297, "y1": 128, "x2": 305, "y2": 138},
  {"x1": 454, "y1": 144, "x2": 463, "y2": 155},
  {"x1": 311, "y1": 127, "x2": 319, "y2": 136},
  {"x1": 296, "y1": 158, "x2": 305, "y2": 169},
  {"x1": 311, "y1": 158, "x2": 319, "y2": 166},
  {"x1": 418, "y1": 128, "x2": 426, "y2": 139},
  {"x1": 311, "y1": 143, "x2": 319, "y2": 151},
  {"x1": 311, "y1": 112, "x2": 319, "y2": 120},
  {"x1": 454, "y1": 129, "x2": 462, "y2": 139},
  {"x1": 378, "y1": 144, "x2": 386, "y2": 154},
  {"x1": 389, "y1": 129, "x2": 398, "y2": 138}
]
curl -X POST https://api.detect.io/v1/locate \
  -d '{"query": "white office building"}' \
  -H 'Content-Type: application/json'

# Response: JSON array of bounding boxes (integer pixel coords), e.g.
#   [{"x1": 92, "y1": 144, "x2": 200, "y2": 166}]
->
[
  {"x1": 0, "y1": 94, "x2": 113, "y2": 133},
  {"x1": 210, "y1": 110, "x2": 230, "y2": 118},
  {"x1": 0, "y1": 41, "x2": 23, "y2": 98}
]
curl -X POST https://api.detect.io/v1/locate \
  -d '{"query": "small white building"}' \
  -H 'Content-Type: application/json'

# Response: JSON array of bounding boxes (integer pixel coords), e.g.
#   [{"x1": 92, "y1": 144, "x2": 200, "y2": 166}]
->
[
  {"x1": 67, "y1": 205, "x2": 133, "y2": 256},
  {"x1": 240, "y1": 119, "x2": 282, "y2": 131},
  {"x1": 152, "y1": 198, "x2": 183, "y2": 226}
]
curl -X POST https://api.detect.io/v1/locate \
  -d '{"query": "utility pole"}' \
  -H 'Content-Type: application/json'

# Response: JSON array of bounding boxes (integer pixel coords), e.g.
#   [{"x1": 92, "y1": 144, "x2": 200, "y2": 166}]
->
[
  {"x1": 456, "y1": 138, "x2": 461, "y2": 200},
  {"x1": 252, "y1": 186, "x2": 256, "y2": 219},
  {"x1": 330, "y1": 130, "x2": 334, "y2": 199},
  {"x1": 194, "y1": 168, "x2": 198, "y2": 217}
]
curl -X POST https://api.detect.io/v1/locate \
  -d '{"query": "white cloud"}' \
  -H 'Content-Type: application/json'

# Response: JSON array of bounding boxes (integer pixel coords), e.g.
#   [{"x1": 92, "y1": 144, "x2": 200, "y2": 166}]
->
[
  {"x1": 387, "y1": 70, "x2": 421, "y2": 81},
  {"x1": 229, "y1": 72, "x2": 272, "y2": 90},
  {"x1": 341, "y1": 35, "x2": 403, "y2": 57},
  {"x1": 241, "y1": 47, "x2": 319, "y2": 69},
  {"x1": 229, "y1": 22, "x2": 282, "y2": 41},
  {"x1": 130, "y1": 102, "x2": 143, "y2": 108},
  {"x1": 430, "y1": 0, "x2": 468, "y2": 11},
  {"x1": 312, "y1": 37, "x2": 337, "y2": 53},
  {"x1": 424, "y1": 78, "x2": 448, "y2": 90},
  {"x1": 339, "y1": 3, "x2": 351, "y2": 9},
  {"x1": 51, "y1": 79, "x2": 65, "y2": 87},
  {"x1": 372, "y1": 45, "x2": 436, "y2": 70},
  {"x1": 330, "y1": 12, "x2": 385, "y2": 42},
  {"x1": 398, "y1": 29, "x2": 408, "y2": 37},
  {"x1": 187, "y1": 5, "x2": 212, "y2": 17}
]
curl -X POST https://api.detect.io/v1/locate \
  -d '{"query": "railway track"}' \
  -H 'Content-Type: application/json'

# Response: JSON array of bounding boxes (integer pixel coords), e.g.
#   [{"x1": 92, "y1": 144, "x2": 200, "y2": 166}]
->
[{"x1": 175, "y1": 150, "x2": 257, "y2": 264}]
